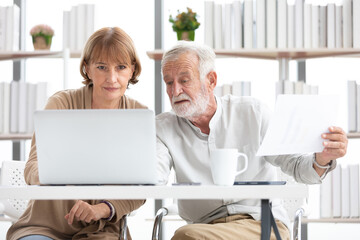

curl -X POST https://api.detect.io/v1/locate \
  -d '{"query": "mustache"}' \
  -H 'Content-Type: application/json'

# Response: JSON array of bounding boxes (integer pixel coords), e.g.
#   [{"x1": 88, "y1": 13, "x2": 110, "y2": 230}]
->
[{"x1": 172, "y1": 94, "x2": 191, "y2": 104}]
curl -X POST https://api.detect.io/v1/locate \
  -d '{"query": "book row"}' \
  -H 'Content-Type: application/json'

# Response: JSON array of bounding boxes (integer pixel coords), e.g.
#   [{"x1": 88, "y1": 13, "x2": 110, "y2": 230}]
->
[
  {"x1": 348, "y1": 80, "x2": 360, "y2": 132},
  {"x1": 0, "y1": 5, "x2": 20, "y2": 51},
  {"x1": 0, "y1": 81, "x2": 47, "y2": 134},
  {"x1": 320, "y1": 164, "x2": 360, "y2": 218},
  {"x1": 63, "y1": 4, "x2": 95, "y2": 51},
  {"x1": 204, "y1": 0, "x2": 358, "y2": 49},
  {"x1": 276, "y1": 80, "x2": 319, "y2": 96},
  {"x1": 215, "y1": 81, "x2": 251, "y2": 97}
]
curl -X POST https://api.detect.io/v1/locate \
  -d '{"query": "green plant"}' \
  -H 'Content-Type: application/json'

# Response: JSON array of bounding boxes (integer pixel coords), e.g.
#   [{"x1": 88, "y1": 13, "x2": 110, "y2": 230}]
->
[
  {"x1": 169, "y1": 7, "x2": 200, "y2": 32},
  {"x1": 30, "y1": 24, "x2": 54, "y2": 45}
]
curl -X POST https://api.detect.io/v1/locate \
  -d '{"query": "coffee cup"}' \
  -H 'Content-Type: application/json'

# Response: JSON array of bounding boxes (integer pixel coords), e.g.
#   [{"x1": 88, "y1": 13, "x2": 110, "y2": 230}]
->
[{"x1": 210, "y1": 149, "x2": 248, "y2": 186}]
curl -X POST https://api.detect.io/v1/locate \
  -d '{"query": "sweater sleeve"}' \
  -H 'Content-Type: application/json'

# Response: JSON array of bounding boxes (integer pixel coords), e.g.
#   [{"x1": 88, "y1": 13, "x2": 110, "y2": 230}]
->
[{"x1": 24, "y1": 92, "x2": 72, "y2": 185}]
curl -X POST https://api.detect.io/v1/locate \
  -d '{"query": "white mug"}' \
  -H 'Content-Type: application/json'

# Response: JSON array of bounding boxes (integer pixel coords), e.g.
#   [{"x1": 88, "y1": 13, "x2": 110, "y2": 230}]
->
[{"x1": 210, "y1": 148, "x2": 248, "y2": 186}]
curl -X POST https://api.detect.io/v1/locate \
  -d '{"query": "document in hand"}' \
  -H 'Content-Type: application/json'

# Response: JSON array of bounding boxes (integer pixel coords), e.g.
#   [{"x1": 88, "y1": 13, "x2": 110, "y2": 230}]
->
[{"x1": 256, "y1": 94, "x2": 339, "y2": 156}]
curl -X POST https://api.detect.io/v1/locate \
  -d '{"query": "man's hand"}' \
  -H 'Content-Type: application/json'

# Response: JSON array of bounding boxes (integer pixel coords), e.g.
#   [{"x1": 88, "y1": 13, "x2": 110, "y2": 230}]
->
[
  {"x1": 315, "y1": 126, "x2": 348, "y2": 175},
  {"x1": 64, "y1": 200, "x2": 110, "y2": 225}
]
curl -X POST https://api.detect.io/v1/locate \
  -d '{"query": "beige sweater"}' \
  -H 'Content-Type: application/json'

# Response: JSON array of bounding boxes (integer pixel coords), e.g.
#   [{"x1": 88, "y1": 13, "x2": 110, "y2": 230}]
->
[{"x1": 7, "y1": 85, "x2": 146, "y2": 240}]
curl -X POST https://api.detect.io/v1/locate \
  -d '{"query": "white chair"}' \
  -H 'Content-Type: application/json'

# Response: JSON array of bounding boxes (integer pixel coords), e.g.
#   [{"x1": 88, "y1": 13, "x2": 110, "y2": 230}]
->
[{"x1": 0, "y1": 160, "x2": 28, "y2": 222}]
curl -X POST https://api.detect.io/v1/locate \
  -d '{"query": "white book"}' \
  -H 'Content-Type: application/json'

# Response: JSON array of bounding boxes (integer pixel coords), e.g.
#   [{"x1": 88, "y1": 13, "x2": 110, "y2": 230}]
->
[
  {"x1": 295, "y1": 0, "x2": 304, "y2": 48},
  {"x1": 222, "y1": 84, "x2": 232, "y2": 96},
  {"x1": 348, "y1": 80, "x2": 357, "y2": 132},
  {"x1": 283, "y1": 81, "x2": 294, "y2": 94},
  {"x1": 357, "y1": 84, "x2": 360, "y2": 132},
  {"x1": 69, "y1": 6, "x2": 78, "y2": 51},
  {"x1": 312, "y1": 5, "x2": 319, "y2": 48},
  {"x1": 287, "y1": 4, "x2": 295, "y2": 49},
  {"x1": 63, "y1": 11, "x2": 70, "y2": 50},
  {"x1": 233, "y1": 1, "x2": 242, "y2": 49},
  {"x1": 294, "y1": 81, "x2": 304, "y2": 94},
  {"x1": 343, "y1": 0, "x2": 353, "y2": 48},
  {"x1": 242, "y1": 81, "x2": 251, "y2": 96},
  {"x1": 353, "y1": 0, "x2": 360, "y2": 48},
  {"x1": 335, "y1": 5, "x2": 343, "y2": 48},
  {"x1": 304, "y1": 3, "x2": 312, "y2": 48},
  {"x1": 266, "y1": 0, "x2": 276, "y2": 48},
  {"x1": 275, "y1": 81, "x2": 284, "y2": 96},
  {"x1": 244, "y1": 0, "x2": 253, "y2": 49},
  {"x1": 36, "y1": 82, "x2": 48, "y2": 111},
  {"x1": 10, "y1": 81, "x2": 19, "y2": 133},
  {"x1": 332, "y1": 166, "x2": 342, "y2": 218},
  {"x1": 17, "y1": 81, "x2": 27, "y2": 133},
  {"x1": 341, "y1": 166, "x2": 350, "y2": 218},
  {"x1": 0, "y1": 7, "x2": 7, "y2": 51},
  {"x1": 320, "y1": 171, "x2": 332, "y2": 218},
  {"x1": 214, "y1": 3, "x2": 223, "y2": 49},
  {"x1": 224, "y1": 3, "x2": 232, "y2": 49},
  {"x1": 349, "y1": 164, "x2": 360, "y2": 218},
  {"x1": 303, "y1": 84, "x2": 311, "y2": 94},
  {"x1": 310, "y1": 85, "x2": 319, "y2": 95},
  {"x1": 204, "y1": 1, "x2": 214, "y2": 48},
  {"x1": 5, "y1": 5, "x2": 20, "y2": 51},
  {"x1": 319, "y1": 6, "x2": 327, "y2": 48},
  {"x1": 26, "y1": 83, "x2": 37, "y2": 133},
  {"x1": 327, "y1": 4, "x2": 335, "y2": 49},
  {"x1": 76, "y1": 4, "x2": 86, "y2": 51},
  {"x1": 277, "y1": 0, "x2": 287, "y2": 49},
  {"x1": 214, "y1": 86, "x2": 223, "y2": 97},
  {"x1": 85, "y1": 4, "x2": 95, "y2": 41},
  {"x1": 2, "y1": 82, "x2": 10, "y2": 133},
  {"x1": 232, "y1": 81, "x2": 242, "y2": 96},
  {"x1": 256, "y1": 0, "x2": 265, "y2": 49},
  {"x1": 0, "y1": 82, "x2": 4, "y2": 133}
]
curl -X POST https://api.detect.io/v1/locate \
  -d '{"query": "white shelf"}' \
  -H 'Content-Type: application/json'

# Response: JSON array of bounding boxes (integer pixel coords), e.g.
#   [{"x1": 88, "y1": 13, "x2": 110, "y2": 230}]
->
[
  {"x1": 0, "y1": 134, "x2": 32, "y2": 140},
  {"x1": 347, "y1": 132, "x2": 360, "y2": 139},
  {"x1": 303, "y1": 218, "x2": 360, "y2": 223},
  {"x1": 147, "y1": 48, "x2": 360, "y2": 60},
  {"x1": 0, "y1": 50, "x2": 82, "y2": 61}
]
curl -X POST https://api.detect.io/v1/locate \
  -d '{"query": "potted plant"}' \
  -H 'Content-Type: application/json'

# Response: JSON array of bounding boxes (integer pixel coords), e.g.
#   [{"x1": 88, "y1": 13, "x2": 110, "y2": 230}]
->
[
  {"x1": 30, "y1": 24, "x2": 54, "y2": 50},
  {"x1": 169, "y1": 7, "x2": 200, "y2": 41}
]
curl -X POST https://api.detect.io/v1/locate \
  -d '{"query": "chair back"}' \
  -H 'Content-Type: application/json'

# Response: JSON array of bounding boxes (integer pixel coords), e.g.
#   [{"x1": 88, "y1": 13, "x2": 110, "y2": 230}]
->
[{"x1": 0, "y1": 160, "x2": 28, "y2": 220}]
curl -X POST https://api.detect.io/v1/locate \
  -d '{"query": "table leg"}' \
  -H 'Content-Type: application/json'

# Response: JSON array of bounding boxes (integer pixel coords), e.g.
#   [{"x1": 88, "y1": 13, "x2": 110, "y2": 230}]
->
[{"x1": 261, "y1": 199, "x2": 282, "y2": 240}]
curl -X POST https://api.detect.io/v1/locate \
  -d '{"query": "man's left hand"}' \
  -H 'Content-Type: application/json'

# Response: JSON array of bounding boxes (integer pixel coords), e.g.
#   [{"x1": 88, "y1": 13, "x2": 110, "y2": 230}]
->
[{"x1": 315, "y1": 126, "x2": 348, "y2": 166}]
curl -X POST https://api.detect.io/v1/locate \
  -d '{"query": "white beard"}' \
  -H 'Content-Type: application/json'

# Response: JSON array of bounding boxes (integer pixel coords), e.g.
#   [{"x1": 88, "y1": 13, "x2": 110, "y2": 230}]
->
[{"x1": 171, "y1": 84, "x2": 209, "y2": 120}]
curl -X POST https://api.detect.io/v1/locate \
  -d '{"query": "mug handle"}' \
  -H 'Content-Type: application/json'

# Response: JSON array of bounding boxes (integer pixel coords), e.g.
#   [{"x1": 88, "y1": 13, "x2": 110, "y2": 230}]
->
[{"x1": 235, "y1": 153, "x2": 248, "y2": 176}]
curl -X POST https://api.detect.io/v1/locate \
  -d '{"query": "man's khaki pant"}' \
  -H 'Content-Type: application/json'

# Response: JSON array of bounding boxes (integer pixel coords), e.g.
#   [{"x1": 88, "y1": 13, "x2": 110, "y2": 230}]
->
[{"x1": 171, "y1": 214, "x2": 290, "y2": 240}]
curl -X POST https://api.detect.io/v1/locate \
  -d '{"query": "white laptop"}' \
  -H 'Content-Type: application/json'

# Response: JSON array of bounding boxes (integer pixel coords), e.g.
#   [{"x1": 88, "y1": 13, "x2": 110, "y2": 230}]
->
[{"x1": 33, "y1": 109, "x2": 158, "y2": 185}]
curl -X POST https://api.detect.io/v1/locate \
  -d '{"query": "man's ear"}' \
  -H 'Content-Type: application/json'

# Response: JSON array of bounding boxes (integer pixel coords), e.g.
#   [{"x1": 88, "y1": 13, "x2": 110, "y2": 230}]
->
[{"x1": 207, "y1": 71, "x2": 217, "y2": 91}]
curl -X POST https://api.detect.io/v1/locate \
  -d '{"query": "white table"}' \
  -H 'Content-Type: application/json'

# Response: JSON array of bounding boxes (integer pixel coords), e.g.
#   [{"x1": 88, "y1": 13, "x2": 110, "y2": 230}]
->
[{"x1": 0, "y1": 184, "x2": 308, "y2": 240}]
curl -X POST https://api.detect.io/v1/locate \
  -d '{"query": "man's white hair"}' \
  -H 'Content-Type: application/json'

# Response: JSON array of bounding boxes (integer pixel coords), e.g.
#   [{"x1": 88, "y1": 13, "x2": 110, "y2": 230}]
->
[{"x1": 161, "y1": 41, "x2": 216, "y2": 81}]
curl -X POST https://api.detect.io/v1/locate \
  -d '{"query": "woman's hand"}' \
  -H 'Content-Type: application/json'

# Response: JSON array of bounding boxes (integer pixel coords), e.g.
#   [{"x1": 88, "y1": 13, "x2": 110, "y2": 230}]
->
[{"x1": 65, "y1": 200, "x2": 110, "y2": 224}]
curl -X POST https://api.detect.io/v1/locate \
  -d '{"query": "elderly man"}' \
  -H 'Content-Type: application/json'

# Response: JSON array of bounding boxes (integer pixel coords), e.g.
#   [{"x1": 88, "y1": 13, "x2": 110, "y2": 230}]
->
[{"x1": 156, "y1": 41, "x2": 348, "y2": 240}]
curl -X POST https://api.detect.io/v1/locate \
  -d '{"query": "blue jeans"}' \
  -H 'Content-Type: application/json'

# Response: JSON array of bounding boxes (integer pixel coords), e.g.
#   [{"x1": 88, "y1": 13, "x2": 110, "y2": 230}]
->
[{"x1": 18, "y1": 235, "x2": 53, "y2": 240}]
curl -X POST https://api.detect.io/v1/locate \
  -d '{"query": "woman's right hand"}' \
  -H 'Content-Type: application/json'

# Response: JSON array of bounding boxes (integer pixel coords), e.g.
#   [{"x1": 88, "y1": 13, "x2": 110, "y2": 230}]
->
[{"x1": 64, "y1": 200, "x2": 110, "y2": 224}]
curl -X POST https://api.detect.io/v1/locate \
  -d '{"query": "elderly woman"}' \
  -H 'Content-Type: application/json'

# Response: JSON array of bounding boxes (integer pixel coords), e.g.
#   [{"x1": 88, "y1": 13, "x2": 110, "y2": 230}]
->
[{"x1": 7, "y1": 27, "x2": 146, "y2": 240}]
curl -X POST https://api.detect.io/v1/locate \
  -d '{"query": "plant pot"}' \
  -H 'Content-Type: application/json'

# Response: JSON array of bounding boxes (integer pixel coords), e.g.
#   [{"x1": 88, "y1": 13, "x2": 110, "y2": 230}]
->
[
  {"x1": 176, "y1": 30, "x2": 195, "y2": 41},
  {"x1": 32, "y1": 35, "x2": 52, "y2": 50}
]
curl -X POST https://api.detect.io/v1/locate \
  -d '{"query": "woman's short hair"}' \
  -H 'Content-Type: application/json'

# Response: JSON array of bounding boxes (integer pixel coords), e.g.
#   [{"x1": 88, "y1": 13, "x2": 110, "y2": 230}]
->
[
  {"x1": 161, "y1": 41, "x2": 216, "y2": 81},
  {"x1": 80, "y1": 27, "x2": 141, "y2": 86}
]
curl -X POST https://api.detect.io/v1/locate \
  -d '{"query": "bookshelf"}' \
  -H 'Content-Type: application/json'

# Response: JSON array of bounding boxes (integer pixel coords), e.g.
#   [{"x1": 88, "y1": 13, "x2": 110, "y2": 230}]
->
[
  {"x1": 0, "y1": 50, "x2": 82, "y2": 62},
  {"x1": 147, "y1": 48, "x2": 360, "y2": 61}
]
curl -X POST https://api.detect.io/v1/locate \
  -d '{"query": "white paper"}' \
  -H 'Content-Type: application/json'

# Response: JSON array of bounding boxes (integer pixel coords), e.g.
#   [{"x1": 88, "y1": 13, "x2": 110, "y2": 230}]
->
[{"x1": 256, "y1": 94, "x2": 339, "y2": 156}]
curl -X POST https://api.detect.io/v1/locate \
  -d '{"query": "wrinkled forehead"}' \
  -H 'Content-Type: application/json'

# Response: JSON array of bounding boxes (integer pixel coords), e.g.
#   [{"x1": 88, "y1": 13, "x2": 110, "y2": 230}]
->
[
  {"x1": 162, "y1": 53, "x2": 199, "y2": 74},
  {"x1": 90, "y1": 43, "x2": 131, "y2": 65}
]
